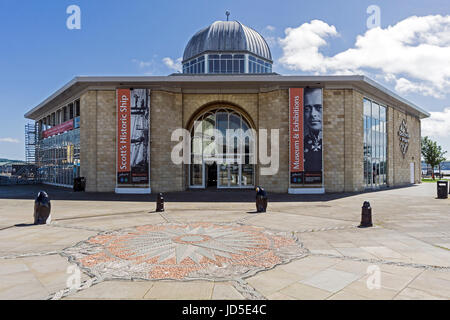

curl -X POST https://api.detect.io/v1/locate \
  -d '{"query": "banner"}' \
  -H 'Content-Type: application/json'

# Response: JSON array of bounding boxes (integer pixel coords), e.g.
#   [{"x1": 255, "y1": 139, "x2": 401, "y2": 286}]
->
[
  {"x1": 289, "y1": 88, "x2": 304, "y2": 184},
  {"x1": 289, "y1": 88, "x2": 323, "y2": 186},
  {"x1": 116, "y1": 89, "x2": 150, "y2": 189},
  {"x1": 42, "y1": 120, "x2": 74, "y2": 138},
  {"x1": 117, "y1": 89, "x2": 131, "y2": 184}
]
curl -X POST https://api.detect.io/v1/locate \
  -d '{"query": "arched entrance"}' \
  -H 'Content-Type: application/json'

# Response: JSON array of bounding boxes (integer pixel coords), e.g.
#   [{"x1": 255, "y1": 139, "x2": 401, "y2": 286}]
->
[{"x1": 189, "y1": 107, "x2": 256, "y2": 189}]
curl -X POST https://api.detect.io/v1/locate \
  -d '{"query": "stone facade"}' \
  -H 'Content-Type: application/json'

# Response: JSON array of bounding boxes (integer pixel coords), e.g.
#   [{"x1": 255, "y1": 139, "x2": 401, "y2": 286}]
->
[
  {"x1": 80, "y1": 90, "x2": 116, "y2": 192},
  {"x1": 391, "y1": 109, "x2": 422, "y2": 185},
  {"x1": 151, "y1": 91, "x2": 184, "y2": 193},
  {"x1": 79, "y1": 87, "x2": 422, "y2": 193}
]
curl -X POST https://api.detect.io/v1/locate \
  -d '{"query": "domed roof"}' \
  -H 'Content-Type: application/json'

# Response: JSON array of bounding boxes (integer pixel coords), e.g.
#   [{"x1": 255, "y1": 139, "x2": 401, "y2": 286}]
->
[{"x1": 183, "y1": 20, "x2": 272, "y2": 63}]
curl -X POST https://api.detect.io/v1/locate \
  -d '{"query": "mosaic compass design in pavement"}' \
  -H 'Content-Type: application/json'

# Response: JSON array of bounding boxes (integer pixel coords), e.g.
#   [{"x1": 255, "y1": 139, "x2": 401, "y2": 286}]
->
[{"x1": 63, "y1": 222, "x2": 307, "y2": 281}]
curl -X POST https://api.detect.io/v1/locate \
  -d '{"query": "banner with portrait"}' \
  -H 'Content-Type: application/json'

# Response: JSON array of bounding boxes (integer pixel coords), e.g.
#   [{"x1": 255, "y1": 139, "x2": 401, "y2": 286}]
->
[
  {"x1": 116, "y1": 89, "x2": 150, "y2": 192},
  {"x1": 289, "y1": 88, "x2": 323, "y2": 187}
]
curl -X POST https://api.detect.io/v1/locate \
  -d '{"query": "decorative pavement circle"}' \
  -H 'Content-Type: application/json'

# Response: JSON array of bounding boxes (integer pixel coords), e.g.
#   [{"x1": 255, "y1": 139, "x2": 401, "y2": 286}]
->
[{"x1": 62, "y1": 222, "x2": 308, "y2": 281}]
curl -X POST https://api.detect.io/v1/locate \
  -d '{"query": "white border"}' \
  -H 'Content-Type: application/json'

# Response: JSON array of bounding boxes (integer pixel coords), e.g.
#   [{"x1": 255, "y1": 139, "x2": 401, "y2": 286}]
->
[
  {"x1": 115, "y1": 188, "x2": 151, "y2": 194},
  {"x1": 288, "y1": 188, "x2": 325, "y2": 194},
  {"x1": 115, "y1": 89, "x2": 151, "y2": 194},
  {"x1": 288, "y1": 88, "x2": 325, "y2": 193}
]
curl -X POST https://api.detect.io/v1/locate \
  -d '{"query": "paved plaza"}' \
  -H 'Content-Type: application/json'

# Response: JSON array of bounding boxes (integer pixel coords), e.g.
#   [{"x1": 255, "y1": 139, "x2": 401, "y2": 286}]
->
[{"x1": 0, "y1": 183, "x2": 449, "y2": 300}]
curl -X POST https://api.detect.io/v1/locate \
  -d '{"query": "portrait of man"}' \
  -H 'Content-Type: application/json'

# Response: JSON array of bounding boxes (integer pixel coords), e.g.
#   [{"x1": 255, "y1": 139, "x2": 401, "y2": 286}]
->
[{"x1": 304, "y1": 88, "x2": 323, "y2": 172}]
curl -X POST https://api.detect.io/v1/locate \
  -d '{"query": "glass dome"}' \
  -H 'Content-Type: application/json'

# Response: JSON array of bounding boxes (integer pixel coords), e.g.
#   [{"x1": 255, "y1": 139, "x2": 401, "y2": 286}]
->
[{"x1": 182, "y1": 21, "x2": 273, "y2": 74}]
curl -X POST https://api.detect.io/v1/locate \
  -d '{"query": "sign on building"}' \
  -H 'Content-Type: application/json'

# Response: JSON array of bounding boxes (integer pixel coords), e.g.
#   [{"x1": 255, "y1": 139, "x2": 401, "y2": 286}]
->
[
  {"x1": 398, "y1": 119, "x2": 409, "y2": 158},
  {"x1": 289, "y1": 88, "x2": 324, "y2": 194},
  {"x1": 116, "y1": 89, "x2": 151, "y2": 194}
]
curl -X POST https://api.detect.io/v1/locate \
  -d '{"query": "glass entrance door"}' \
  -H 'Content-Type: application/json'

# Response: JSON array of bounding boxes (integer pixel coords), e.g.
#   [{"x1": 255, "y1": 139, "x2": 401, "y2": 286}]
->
[
  {"x1": 217, "y1": 162, "x2": 255, "y2": 188},
  {"x1": 189, "y1": 108, "x2": 255, "y2": 189}
]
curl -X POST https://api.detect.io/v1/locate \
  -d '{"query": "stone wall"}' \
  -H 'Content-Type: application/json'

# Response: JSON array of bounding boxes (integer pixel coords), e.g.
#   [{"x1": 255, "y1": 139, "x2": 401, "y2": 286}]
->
[
  {"x1": 257, "y1": 90, "x2": 290, "y2": 193},
  {"x1": 80, "y1": 91, "x2": 98, "y2": 192},
  {"x1": 391, "y1": 109, "x2": 422, "y2": 186},
  {"x1": 80, "y1": 90, "x2": 116, "y2": 192},
  {"x1": 182, "y1": 93, "x2": 258, "y2": 128},
  {"x1": 322, "y1": 89, "x2": 346, "y2": 192},
  {"x1": 150, "y1": 91, "x2": 184, "y2": 192}
]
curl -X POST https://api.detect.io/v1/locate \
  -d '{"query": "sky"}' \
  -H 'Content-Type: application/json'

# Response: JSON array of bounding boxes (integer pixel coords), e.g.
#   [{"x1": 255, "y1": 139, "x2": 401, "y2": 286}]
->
[{"x1": 0, "y1": 0, "x2": 449, "y2": 160}]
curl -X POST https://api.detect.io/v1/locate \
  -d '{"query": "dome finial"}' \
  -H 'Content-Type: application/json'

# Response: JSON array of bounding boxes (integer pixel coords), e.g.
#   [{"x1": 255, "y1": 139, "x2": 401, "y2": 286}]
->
[{"x1": 225, "y1": 11, "x2": 230, "y2": 21}]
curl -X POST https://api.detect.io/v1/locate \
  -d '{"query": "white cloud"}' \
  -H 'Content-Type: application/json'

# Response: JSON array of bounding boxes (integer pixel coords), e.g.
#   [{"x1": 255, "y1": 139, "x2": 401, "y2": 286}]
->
[
  {"x1": 422, "y1": 107, "x2": 450, "y2": 138},
  {"x1": 265, "y1": 25, "x2": 275, "y2": 32},
  {"x1": 264, "y1": 36, "x2": 277, "y2": 48},
  {"x1": 163, "y1": 57, "x2": 182, "y2": 72},
  {"x1": 279, "y1": 20, "x2": 338, "y2": 73},
  {"x1": 0, "y1": 138, "x2": 20, "y2": 143},
  {"x1": 278, "y1": 15, "x2": 450, "y2": 98}
]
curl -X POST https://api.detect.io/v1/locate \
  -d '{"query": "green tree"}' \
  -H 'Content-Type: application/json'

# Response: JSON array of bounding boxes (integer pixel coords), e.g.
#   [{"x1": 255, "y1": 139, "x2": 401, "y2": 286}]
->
[{"x1": 421, "y1": 136, "x2": 447, "y2": 180}]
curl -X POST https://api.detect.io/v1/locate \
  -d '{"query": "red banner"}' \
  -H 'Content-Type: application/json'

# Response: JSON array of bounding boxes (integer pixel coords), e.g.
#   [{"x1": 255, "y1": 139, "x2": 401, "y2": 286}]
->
[
  {"x1": 117, "y1": 89, "x2": 131, "y2": 174},
  {"x1": 290, "y1": 88, "x2": 304, "y2": 173},
  {"x1": 42, "y1": 120, "x2": 74, "y2": 138}
]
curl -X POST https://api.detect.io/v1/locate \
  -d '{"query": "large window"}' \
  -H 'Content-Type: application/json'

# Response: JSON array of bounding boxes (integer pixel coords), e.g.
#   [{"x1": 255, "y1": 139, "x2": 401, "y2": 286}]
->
[
  {"x1": 248, "y1": 55, "x2": 272, "y2": 73},
  {"x1": 190, "y1": 108, "x2": 255, "y2": 188},
  {"x1": 207, "y1": 54, "x2": 245, "y2": 74},
  {"x1": 36, "y1": 128, "x2": 80, "y2": 186},
  {"x1": 364, "y1": 98, "x2": 387, "y2": 189},
  {"x1": 183, "y1": 56, "x2": 205, "y2": 74}
]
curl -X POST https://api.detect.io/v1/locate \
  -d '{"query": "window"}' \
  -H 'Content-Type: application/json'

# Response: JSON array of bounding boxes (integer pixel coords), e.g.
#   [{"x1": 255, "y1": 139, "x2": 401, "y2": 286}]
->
[
  {"x1": 184, "y1": 53, "x2": 271, "y2": 74},
  {"x1": 63, "y1": 106, "x2": 67, "y2": 122},
  {"x1": 75, "y1": 100, "x2": 80, "y2": 117},
  {"x1": 364, "y1": 98, "x2": 387, "y2": 188},
  {"x1": 183, "y1": 56, "x2": 206, "y2": 74},
  {"x1": 69, "y1": 103, "x2": 74, "y2": 119},
  {"x1": 36, "y1": 128, "x2": 80, "y2": 186}
]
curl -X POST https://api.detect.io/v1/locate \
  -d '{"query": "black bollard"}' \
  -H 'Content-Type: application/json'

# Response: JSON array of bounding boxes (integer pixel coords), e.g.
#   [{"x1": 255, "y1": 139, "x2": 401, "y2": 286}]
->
[
  {"x1": 255, "y1": 186, "x2": 268, "y2": 213},
  {"x1": 156, "y1": 193, "x2": 164, "y2": 212},
  {"x1": 358, "y1": 201, "x2": 373, "y2": 228},
  {"x1": 34, "y1": 191, "x2": 51, "y2": 225}
]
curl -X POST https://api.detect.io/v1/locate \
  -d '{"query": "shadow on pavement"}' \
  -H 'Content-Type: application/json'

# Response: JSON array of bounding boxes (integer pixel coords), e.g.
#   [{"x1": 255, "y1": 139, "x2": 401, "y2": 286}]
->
[{"x1": 0, "y1": 184, "x2": 420, "y2": 203}]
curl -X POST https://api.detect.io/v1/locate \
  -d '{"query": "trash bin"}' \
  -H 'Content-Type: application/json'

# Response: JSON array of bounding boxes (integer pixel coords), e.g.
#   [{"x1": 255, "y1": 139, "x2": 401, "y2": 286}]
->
[
  {"x1": 74, "y1": 177, "x2": 86, "y2": 192},
  {"x1": 437, "y1": 180, "x2": 448, "y2": 199}
]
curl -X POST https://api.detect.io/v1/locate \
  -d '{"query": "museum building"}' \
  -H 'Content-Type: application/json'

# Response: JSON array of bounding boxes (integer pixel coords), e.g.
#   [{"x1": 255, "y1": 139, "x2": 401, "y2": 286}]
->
[{"x1": 24, "y1": 20, "x2": 429, "y2": 194}]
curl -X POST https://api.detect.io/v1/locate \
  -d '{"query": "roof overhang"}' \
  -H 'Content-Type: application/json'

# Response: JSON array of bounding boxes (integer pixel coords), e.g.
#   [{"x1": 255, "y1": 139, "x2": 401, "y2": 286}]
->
[{"x1": 24, "y1": 75, "x2": 430, "y2": 120}]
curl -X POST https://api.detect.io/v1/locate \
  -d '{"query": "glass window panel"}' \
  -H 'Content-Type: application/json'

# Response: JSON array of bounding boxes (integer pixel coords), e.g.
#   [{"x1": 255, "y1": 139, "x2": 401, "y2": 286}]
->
[
  {"x1": 229, "y1": 163, "x2": 239, "y2": 186},
  {"x1": 364, "y1": 99, "x2": 371, "y2": 117},
  {"x1": 242, "y1": 164, "x2": 254, "y2": 186},
  {"x1": 372, "y1": 102, "x2": 380, "y2": 120},
  {"x1": 190, "y1": 164, "x2": 203, "y2": 186},
  {"x1": 380, "y1": 106, "x2": 386, "y2": 121},
  {"x1": 226, "y1": 60, "x2": 232, "y2": 73}
]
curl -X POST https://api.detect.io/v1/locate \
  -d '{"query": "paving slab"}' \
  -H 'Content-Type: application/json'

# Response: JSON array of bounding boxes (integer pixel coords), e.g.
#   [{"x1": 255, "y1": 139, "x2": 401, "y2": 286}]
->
[
  {"x1": 300, "y1": 268, "x2": 362, "y2": 293},
  {"x1": 279, "y1": 282, "x2": 332, "y2": 300},
  {"x1": 246, "y1": 267, "x2": 303, "y2": 297},
  {"x1": 211, "y1": 282, "x2": 245, "y2": 300},
  {"x1": 66, "y1": 281, "x2": 155, "y2": 300},
  {"x1": 394, "y1": 288, "x2": 447, "y2": 300},
  {"x1": 143, "y1": 281, "x2": 214, "y2": 300}
]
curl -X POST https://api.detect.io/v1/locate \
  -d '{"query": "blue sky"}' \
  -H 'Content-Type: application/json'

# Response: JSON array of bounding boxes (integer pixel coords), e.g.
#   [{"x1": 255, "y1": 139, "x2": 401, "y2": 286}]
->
[{"x1": 1, "y1": 0, "x2": 449, "y2": 160}]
